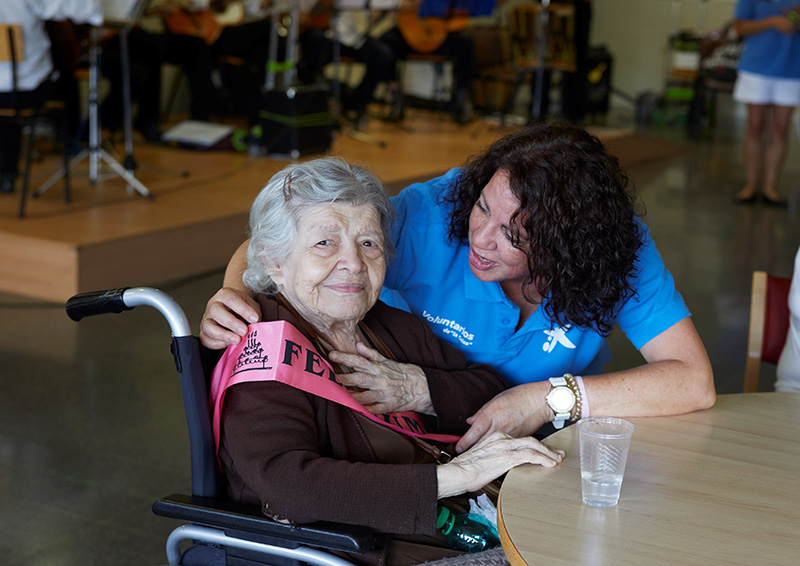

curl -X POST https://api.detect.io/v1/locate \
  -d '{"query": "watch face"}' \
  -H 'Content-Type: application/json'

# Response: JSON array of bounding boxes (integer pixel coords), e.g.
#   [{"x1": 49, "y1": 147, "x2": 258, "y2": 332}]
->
[{"x1": 549, "y1": 386, "x2": 576, "y2": 413}]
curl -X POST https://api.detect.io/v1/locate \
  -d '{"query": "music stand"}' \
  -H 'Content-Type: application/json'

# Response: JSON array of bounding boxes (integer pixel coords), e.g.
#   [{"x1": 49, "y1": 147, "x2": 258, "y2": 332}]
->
[{"x1": 35, "y1": 6, "x2": 154, "y2": 200}]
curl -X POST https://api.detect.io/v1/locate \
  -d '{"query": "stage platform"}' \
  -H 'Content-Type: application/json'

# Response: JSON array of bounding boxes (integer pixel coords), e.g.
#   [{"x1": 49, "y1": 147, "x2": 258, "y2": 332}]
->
[
  {"x1": 0, "y1": 115, "x2": 515, "y2": 302},
  {"x1": 0, "y1": 114, "x2": 649, "y2": 303}
]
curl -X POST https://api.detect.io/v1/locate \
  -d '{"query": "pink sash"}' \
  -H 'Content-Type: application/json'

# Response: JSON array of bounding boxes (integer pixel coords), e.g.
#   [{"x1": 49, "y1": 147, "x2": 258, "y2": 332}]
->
[{"x1": 210, "y1": 320, "x2": 461, "y2": 453}]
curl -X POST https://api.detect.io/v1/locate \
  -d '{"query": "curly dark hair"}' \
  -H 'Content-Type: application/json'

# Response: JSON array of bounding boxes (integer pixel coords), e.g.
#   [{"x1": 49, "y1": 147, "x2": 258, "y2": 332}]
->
[{"x1": 441, "y1": 122, "x2": 644, "y2": 336}]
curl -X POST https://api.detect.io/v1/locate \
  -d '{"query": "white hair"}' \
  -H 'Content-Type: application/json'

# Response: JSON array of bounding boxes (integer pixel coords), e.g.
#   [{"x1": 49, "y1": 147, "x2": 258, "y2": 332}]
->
[{"x1": 243, "y1": 157, "x2": 395, "y2": 295}]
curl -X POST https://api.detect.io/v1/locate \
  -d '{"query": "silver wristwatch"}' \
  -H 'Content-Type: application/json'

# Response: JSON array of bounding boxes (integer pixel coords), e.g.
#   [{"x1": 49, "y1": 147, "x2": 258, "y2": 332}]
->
[{"x1": 545, "y1": 376, "x2": 576, "y2": 429}]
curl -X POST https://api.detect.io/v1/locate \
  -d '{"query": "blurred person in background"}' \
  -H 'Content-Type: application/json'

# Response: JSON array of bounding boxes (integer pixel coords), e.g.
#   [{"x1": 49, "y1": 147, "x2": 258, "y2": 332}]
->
[
  {"x1": 776, "y1": 246, "x2": 800, "y2": 392},
  {"x1": 0, "y1": 0, "x2": 102, "y2": 193},
  {"x1": 732, "y1": 0, "x2": 800, "y2": 206}
]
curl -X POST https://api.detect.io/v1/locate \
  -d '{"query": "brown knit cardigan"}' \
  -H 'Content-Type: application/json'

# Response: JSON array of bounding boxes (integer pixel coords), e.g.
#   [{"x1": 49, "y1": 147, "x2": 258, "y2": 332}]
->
[{"x1": 218, "y1": 295, "x2": 507, "y2": 566}]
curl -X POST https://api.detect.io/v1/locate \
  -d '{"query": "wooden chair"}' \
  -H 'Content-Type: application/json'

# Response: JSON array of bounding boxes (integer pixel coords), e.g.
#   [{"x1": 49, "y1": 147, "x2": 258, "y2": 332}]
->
[
  {"x1": 467, "y1": 26, "x2": 511, "y2": 116},
  {"x1": 745, "y1": 271, "x2": 792, "y2": 392},
  {"x1": 498, "y1": 3, "x2": 577, "y2": 124},
  {"x1": 0, "y1": 23, "x2": 71, "y2": 218}
]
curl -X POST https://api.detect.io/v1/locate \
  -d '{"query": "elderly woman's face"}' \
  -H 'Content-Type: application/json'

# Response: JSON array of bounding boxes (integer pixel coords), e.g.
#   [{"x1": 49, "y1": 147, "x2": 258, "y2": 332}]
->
[{"x1": 272, "y1": 203, "x2": 386, "y2": 326}]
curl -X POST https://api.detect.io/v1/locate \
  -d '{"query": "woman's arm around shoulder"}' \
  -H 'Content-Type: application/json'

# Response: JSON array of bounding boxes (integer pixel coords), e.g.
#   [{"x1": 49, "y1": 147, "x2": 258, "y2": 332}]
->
[{"x1": 200, "y1": 240, "x2": 260, "y2": 349}]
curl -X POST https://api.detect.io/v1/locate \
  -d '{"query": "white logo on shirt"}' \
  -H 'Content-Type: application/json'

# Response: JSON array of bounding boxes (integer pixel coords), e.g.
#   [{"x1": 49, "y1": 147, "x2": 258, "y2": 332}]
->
[
  {"x1": 542, "y1": 326, "x2": 576, "y2": 353},
  {"x1": 421, "y1": 310, "x2": 475, "y2": 346}
]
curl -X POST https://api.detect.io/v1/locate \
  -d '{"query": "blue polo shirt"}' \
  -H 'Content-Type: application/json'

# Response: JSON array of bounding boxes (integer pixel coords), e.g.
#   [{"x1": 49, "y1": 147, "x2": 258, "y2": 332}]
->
[
  {"x1": 735, "y1": 0, "x2": 800, "y2": 79},
  {"x1": 381, "y1": 169, "x2": 691, "y2": 386}
]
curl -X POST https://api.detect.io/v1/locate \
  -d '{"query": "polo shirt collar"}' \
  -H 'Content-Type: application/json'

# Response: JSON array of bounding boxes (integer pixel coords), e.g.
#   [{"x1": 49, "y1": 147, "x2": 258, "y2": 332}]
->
[
  {"x1": 462, "y1": 250, "x2": 507, "y2": 303},
  {"x1": 461, "y1": 252, "x2": 555, "y2": 333}
]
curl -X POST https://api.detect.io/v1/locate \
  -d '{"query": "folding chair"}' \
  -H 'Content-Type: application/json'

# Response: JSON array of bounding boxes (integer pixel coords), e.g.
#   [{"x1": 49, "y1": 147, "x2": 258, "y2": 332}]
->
[
  {"x1": 66, "y1": 287, "x2": 374, "y2": 566},
  {"x1": 744, "y1": 271, "x2": 792, "y2": 393}
]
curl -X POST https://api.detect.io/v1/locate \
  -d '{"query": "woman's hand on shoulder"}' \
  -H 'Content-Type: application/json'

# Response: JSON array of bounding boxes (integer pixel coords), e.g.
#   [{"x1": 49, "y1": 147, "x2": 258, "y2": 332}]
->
[
  {"x1": 455, "y1": 381, "x2": 552, "y2": 453},
  {"x1": 437, "y1": 432, "x2": 564, "y2": 499},
  {"x1": 199, "y1": 287, "x2": 261, "y2": 349},
  {"x1": 329, "y1": 342, "x2": 435, "y2": 415}
]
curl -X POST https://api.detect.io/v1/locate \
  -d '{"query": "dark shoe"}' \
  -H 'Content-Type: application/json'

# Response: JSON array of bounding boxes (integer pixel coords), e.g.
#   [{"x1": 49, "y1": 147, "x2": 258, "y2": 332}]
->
[
  {"x1": 454, "y1": 99, "x2": 474, "y2": 125},
  {"x1": 343, "y1": 108, "x2": 368, "y2": 130},
  {"x1": 452, "y1": 90, "x2": 474, "y2": 125},
  {"x1": 0, "y1": 174, "x2": 15, "y2": 194},
  {"x1": 763, "y1": 195, "x2": 788, "y2": 208},
  {"x1": 385, "y1": 90, "x2": 405, "y2": 123},
  {"x1": 734, "y1": 194, "x2": 757, "y2": 204}
]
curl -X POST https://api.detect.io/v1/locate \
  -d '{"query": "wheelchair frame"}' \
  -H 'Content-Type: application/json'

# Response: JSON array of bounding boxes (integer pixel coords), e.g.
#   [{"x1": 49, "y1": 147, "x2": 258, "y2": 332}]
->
[{"x1": 67, "y1": 287, "x2": 375, "y2": 566}]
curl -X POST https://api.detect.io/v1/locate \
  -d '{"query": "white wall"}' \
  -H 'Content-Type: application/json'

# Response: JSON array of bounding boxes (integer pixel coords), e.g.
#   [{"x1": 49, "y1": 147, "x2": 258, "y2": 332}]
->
[{"x1": 591, "y1": 0, "x2": 737, "y2": 101}]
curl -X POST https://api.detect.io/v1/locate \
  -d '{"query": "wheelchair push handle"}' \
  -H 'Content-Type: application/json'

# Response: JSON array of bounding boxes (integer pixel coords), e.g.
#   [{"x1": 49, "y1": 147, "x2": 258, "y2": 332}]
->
[
  {"x1": 66, "y1": 287, "x2": 192, "y2": 337},
  {"x1": 66, "y1": 288, "x2": 132, "y2": 321}
]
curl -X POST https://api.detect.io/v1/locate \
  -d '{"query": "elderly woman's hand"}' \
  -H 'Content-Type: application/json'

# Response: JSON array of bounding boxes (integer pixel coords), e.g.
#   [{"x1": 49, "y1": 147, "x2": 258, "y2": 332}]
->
[
  {"x1": 437, "y1": 432, "x2": 564, "y2": 498},
  {"x1": 455, "y1": 381, "x2": 553, "y2": 453},
  {"x1": 199, "y1": 287, "x2": 261, "y2": 350},
  {"x1": 329, "y1": 342, "x2": 435, "y2": 415}
]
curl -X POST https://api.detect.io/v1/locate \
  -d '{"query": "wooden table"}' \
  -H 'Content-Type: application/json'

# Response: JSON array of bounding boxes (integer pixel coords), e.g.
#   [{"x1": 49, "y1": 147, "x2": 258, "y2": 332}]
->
[{"x1": 497, "y1": 393, "x2": 800, "y2": 565}]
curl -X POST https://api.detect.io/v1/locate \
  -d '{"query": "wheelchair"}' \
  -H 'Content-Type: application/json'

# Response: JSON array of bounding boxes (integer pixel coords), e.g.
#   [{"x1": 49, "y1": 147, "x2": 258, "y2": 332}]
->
[{"x1": 66, "y1": 287, "x2": 375, "y2": 566}]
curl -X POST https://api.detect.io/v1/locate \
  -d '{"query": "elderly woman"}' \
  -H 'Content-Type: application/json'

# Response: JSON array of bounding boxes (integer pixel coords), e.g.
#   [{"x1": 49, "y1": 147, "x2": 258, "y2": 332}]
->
[{"x1": 213, "y1": 158, "x2": 563, "y2": 566}]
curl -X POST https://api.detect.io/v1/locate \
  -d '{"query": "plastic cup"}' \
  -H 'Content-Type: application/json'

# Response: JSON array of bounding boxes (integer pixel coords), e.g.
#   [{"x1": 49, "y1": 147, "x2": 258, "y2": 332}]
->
[{"x1": 577, "y1": 417, "x2": 635, "y2": 507}]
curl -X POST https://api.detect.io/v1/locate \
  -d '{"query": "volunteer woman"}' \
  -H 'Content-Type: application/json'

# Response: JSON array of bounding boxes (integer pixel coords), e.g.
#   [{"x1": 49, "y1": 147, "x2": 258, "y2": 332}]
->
[{"x1": 201, "y1": 124, "x2": 716, "y2": 451}]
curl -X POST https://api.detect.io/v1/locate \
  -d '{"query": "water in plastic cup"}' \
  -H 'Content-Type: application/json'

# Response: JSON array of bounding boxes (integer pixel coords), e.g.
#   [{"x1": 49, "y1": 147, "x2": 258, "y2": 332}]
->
[{"x1": 577, "y1": 417, "x2": 635, "y2": 507}]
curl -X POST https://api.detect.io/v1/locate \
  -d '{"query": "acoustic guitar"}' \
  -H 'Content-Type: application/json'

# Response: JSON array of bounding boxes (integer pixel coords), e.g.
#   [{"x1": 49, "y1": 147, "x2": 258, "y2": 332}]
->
[
  {"x1": 396, "y1": 1, "x2": 468, "y2": 54},
  {"x1": 297, "y1": 0, "x2": 334, "y2": 34},
  {"x1": 165, "y1": 0, "x2": 245, "y2": 45}
]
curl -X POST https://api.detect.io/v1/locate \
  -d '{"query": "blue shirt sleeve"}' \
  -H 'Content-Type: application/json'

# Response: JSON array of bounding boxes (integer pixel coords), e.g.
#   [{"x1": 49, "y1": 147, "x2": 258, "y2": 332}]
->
[
  {"x1": 384, "y1": 168, "x2": 461, "y2": 292},
  {"x1": 616, "y1": 220, "x2": 691, "y2": 350},
  {"x1": 734, "y1": 0, "x2": 755, "y2": 20}
]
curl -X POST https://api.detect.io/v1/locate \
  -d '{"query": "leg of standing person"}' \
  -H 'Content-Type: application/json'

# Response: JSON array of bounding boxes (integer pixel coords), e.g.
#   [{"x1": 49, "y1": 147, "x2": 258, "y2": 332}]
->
[
  {"x1": 437, "y1": 30, "x2": 475, "y2": 124},
  {"x1": 101, "y1": 29, "x2": 164, "y2": 142},
  {"x1": 53, "y1": 70, "x2": 81, "y2": 148},
  {"x1": 298, "y1": 29, "x2": 333, "y2": 86},
  {"x1": 99, "y1": 33, "x2": 125, "y2": 135},
  {"x1": 378, "y1": 27, "x2": 408, "y2": 122},
  {"x1": 0, "y1": 120, "x2": 22, "y2": 193},
  {"x1": 129, "y1": 29, "x2": 165, "y2": 141},
  {"x1": 761, "y1": 104, "x2": 794, "y2": 204},
  {"x1": 344, "y1": 37, "x2": 395, "y2": 121},
  {"x1": 738, "y1": 103, "x2": 768, "y2": 202},
  {"x1": 0, "y1": 85, "x2": 49, "y2": 192},
  {"x1": 162, "y1": 32, "x2": 219, "y2": 122},
  {"x1": 45, "y1": 20, "x2": 83, "y2": 149},
  {"x1": 212, "y1": 20, "x2": 274, "y2": 125}
]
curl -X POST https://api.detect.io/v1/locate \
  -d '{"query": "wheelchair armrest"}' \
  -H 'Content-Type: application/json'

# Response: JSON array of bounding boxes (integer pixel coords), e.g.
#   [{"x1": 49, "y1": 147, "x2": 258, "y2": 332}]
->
[{"x1": 153, "y1": 493, "x2": 375, "y2": 554}]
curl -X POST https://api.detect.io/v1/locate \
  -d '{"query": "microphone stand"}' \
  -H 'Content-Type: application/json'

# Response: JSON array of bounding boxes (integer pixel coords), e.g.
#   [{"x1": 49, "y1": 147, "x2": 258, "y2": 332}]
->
[
  {"x1": 34, "y1": 25, "x2": 154, "y2": 199},
  {"x1": 531, "y1": 0, "x2": 550, "y2": 121}
]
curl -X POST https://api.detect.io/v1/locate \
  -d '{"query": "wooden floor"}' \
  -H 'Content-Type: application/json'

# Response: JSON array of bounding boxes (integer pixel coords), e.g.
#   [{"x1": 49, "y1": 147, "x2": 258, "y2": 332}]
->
[{"x1": 0, "y1": 111, "x2": 631, "y2": 302}]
